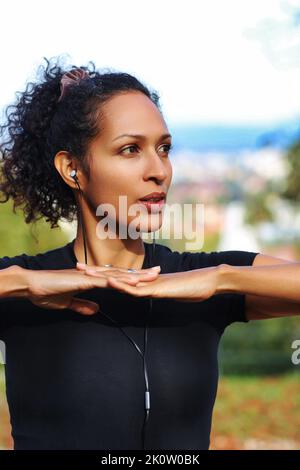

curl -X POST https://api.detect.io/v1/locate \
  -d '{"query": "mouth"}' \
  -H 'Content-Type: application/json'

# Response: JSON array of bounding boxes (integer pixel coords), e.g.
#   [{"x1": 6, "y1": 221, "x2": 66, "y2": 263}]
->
[{"x1": 137, "y1": 195, "x2": 166, "y2": 213}]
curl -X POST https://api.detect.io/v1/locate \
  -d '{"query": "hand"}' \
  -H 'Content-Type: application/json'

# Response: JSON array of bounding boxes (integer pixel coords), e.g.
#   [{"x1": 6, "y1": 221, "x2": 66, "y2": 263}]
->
[
  {"x1": 26, "y1": 265, "x2": 160, "y2": 315},
  {"x1": 82, "y1": 264, "x2": 222, "y2": 302}
]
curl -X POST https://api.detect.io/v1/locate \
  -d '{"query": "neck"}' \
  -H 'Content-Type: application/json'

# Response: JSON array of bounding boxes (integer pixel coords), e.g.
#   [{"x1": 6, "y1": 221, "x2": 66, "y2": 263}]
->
[{"x1": 73, "y1": 205, "x2": 146, "y2": 270}]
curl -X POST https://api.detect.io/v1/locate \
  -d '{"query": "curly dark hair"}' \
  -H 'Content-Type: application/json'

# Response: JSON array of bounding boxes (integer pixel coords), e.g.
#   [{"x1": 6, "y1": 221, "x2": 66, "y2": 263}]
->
[{"x1": 0, "y1": 55, "x2": 162, "y2": 228}]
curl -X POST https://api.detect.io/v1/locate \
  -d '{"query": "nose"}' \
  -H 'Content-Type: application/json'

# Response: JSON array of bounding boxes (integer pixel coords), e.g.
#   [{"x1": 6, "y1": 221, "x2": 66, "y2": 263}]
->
[{"x1": 143, "y1": 149, "x2": 171, "y2": 184}]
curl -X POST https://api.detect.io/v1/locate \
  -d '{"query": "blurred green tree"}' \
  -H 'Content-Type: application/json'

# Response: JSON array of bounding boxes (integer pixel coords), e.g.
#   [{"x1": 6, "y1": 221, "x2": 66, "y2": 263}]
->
[
  {"x1": 0, "y1": 199, "x2": 71, "y2": 257},
  {"x1": 281, "y1": 140, "x2": 300, "y2": 203}
]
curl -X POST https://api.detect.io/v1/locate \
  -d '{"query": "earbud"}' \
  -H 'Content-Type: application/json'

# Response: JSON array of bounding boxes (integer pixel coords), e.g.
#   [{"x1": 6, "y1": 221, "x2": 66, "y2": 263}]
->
[{"x1": 70, "y1": 169, "x2": 77, "y2": 179}]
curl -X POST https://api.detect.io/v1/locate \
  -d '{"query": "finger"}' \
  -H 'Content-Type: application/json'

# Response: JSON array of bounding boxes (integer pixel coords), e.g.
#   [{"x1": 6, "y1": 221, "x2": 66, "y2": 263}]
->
[
  {"x1": 107, "y1": 277, "x2": 151, "y2": 297},
  {"x1": 68, "y1": 297, "x2": 99, "y2": 315},
  {"x1": 105, "y1": 275, "x2": 141, "y2": 285},
  {"x1": 133, "y1": 281, "x2": 150, "y2": 287},
  {"x1": 133, "y1": 271, "x2": 160, "y2": 281},
  {"x1": 84, "y1": 268, "x2": 159, "y2": 283},
  {"x1": 76, "y1": 263, "x2": 108, "y2": 272},
  {"x1": 84, "y1": 269, "x2": 140, "y2": 284}
]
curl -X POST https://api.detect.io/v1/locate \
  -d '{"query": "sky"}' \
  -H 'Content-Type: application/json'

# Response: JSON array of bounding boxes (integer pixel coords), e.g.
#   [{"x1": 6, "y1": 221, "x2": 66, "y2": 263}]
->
[{"x1": 1, "y1": 0, "x2": 300, "y2": 125}]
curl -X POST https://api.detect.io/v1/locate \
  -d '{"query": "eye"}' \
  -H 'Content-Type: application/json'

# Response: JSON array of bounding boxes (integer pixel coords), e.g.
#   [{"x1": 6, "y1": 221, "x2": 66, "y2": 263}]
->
[
  {"x1": 160, "y1": 143, "x2": 173, "y2": 155},
  {"x1": 120, "y1": 143, "x2": 173, "y2": 157},
  {"x1": 120, "y1": 145, "x2": 139, "y2": 156}
]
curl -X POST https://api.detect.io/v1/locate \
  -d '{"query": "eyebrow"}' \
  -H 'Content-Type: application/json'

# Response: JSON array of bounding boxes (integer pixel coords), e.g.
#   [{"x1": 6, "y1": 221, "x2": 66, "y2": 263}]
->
[{"x1": 112, "y1": 133, "x2": 172, "y2": 142}]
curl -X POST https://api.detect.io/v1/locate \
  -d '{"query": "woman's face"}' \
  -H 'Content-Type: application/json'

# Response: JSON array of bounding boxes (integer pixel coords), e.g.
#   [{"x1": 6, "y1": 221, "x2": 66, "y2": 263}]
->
[{"x1": 84, "y1": 90, "x2": 173, "y2": 236}]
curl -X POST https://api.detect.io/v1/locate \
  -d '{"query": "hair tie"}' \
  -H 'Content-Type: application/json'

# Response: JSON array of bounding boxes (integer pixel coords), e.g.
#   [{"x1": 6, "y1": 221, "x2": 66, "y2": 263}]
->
[{"x1": 57, "y1": 67, "x2": 90, "y2": 103}]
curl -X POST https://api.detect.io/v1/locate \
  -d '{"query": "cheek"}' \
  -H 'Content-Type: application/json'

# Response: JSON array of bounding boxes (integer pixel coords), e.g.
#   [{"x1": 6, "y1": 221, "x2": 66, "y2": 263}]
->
[
  {"x1": 167, "y1": 161, "x2": 173, "y2": 183},
  {"x1": 163, "y1": 160, "x2": 173, "y2": 189},
  {"x1": 86, "y1": 162, "x2": 136, "y2": 210}
]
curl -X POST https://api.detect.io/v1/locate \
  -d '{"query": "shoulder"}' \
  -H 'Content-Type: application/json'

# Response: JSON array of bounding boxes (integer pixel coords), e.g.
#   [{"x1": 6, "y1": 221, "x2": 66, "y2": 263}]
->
[
  {"x1": 0, "y1": 240, "x2": 74, "y2": 271},
  {"x1": 152, "y1": 242, "x2": 260, "y2": 273}
]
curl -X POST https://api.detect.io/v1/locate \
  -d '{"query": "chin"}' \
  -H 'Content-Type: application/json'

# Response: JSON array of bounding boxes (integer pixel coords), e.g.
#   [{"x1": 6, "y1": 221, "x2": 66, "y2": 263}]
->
[{"x1": 132, "y1": 213, "x2": 164, "y2": 236}]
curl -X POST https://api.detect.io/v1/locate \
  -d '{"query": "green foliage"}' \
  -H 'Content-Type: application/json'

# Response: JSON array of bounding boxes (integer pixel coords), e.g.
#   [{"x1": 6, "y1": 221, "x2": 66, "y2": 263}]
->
[
  {"x1": 219, "y1": 316, "x2": 300, "y2": 375},
  {"x1": 281, "y1": 140, "x2": 300, "y2": 202},
  {"x1": 244, "y1": 192, "x2": 274, "y2": 226},
  {"x1": 0, "y1": 200, "x2": 71, "y2": 257}
]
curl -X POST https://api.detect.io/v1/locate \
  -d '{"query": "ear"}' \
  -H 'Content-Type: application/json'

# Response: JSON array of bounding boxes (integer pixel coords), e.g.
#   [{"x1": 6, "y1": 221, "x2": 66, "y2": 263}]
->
[{"x1": 54, "y1": 151, "x2": 80, "y2": 189}]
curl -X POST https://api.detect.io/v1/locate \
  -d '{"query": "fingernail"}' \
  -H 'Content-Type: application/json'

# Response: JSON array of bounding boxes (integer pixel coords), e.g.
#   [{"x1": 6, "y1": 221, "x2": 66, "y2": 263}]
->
[
  {"x1": 150, "y1": 266, "x2": 161, "y2": 270},
  {"x1": 77, "y1": 262, "x2": 86, "y2": 267}
]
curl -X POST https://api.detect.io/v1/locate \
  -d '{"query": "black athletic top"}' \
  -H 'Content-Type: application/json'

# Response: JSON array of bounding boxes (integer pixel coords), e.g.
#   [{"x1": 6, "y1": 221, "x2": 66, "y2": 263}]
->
[{"x1": 0, "y1": 239, "x2": 258, "y2": 450}]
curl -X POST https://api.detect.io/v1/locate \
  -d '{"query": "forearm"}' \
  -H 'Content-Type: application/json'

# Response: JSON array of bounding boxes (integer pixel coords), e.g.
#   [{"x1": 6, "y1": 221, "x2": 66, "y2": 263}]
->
[
  {"x1": 0, "y1": 265, "x2": 30, "y2": 299},
  {"x1": 217, "y1": 262, "x2": 300, "y2": 303}
]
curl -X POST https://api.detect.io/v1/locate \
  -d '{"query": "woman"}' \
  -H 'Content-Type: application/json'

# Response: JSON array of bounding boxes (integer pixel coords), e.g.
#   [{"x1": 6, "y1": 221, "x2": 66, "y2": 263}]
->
[{"x1": 0, "y1": 57, "x2": 299, "y2": 451}]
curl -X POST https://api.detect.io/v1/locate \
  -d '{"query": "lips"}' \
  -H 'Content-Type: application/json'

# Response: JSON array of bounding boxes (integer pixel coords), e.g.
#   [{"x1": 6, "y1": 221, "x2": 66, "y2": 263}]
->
[
  {"x1": 137, "y1": 191, "x2": 167, "y2": 214},
  {"x1": 139, "y1": 192, "x2": 166, "y2": 201},
  {"x1": 140, "y1": 197, "x2": 165, "y2": 202},
  {"x1": 137, "y1": 196, "x2": 166, "y2": 214}
]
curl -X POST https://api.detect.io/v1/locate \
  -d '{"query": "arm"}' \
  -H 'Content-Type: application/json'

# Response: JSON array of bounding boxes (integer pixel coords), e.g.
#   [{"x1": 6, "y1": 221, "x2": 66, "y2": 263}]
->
[
  {"x1": 0, "y1": 265, "x2": 30, "y2": 299},
  {"x1": 89, "y1": 252, "x2": 300, "y2": 320},
  {"x1": 0, "y1": 263, "x2": 160, "y2": 315},
  {"x1": 218, "y1": 254, "x2": 300, "y2": 320}
]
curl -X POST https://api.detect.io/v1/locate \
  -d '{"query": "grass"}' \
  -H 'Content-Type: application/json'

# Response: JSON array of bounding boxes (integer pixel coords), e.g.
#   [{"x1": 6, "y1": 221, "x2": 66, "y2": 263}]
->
[{"x1": 210, "y1": 374, "x2": 300, "y2": 449}]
